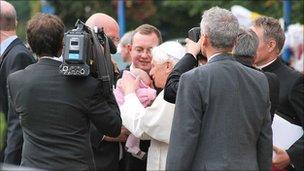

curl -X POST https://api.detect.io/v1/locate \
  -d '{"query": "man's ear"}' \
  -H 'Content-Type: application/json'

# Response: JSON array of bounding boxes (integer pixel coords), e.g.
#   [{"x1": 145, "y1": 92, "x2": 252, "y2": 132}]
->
[
  {"x1": 165, "y1": 61, "x2": 173, "y2": 74},
  {"x1": 267, "y1": 39, "x2": 277, "y2": 53},
  {"x1": 201, "y1": 34, "x2": 208, "y2": 48},
  {"x1": 127, "y1": 44, "x2": 132, "y2": 54}
]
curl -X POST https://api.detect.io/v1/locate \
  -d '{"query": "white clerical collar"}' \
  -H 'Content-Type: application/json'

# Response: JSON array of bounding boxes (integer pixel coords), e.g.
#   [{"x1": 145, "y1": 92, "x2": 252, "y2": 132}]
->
[
  {"x1": 207, "y1": 52, "x2": 222, "y2": 62},
  {"x1": 256, "y1": 58, "x2": 277, "y2": 69},
  {"x1": 130, "y1": 63, "x2": 135, "y2": 71}
]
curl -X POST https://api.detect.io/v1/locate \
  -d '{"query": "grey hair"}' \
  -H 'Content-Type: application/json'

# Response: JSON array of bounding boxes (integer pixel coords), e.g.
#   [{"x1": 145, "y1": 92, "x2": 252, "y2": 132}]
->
[
  {"x1": 233, "y1": 28, "x2": 259, "y2": 58},
  {"x1": 0, "y1": 1, "x2": 17, "y2": 31},
  {"x1": 119, "y1": 30, "x2": 134, "y2": 46},
  {"x1": 253, "y1": 16, "x2": 285, "y2": 52},
  {"x1": 200, "y1": 6, "x2": 239, "y2": 49}
]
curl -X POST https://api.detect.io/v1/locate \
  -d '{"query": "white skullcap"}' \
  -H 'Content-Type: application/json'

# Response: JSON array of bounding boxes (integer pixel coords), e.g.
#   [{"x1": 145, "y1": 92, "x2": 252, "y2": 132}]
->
[{"x1": 152, "y1": 41, "x2": 186, "y2": 64}]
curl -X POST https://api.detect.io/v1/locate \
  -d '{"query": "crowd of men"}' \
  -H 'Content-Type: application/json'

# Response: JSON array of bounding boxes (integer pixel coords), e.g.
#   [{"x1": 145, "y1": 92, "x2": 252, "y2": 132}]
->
[{"x1": 0, "y1": 1, "x2": 303, "y2": 171}]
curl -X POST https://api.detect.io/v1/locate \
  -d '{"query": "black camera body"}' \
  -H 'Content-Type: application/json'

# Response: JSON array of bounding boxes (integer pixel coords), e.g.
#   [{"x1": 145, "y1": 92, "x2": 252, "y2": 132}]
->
[
  {"x1": 60, "y1": 25, "x2": 91, "y2": 76},
  {"x1": 188, "y1": 27, "x2": 206, "y2": 61},
  {"x1": 60, "y1": 20, "x2": 115, "y2": 96},
  {"x1": 188, "y1": 27, "x2": 201, "y2": 42}
]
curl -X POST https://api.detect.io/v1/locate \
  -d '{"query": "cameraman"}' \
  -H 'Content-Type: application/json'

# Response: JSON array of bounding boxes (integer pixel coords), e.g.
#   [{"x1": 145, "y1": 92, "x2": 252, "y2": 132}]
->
[{"x1": 6, "y1": 13, "x2": 122, "y2": 171}]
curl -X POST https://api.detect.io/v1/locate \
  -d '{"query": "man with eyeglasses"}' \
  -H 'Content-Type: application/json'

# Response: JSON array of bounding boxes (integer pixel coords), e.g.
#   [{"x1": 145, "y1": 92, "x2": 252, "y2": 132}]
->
[
  {"x1": 128, "y1": 24, "x2": 162, "y2": 74},
  {"x1": 124, "y1": 23, "x2": 162, "y2": 171}
]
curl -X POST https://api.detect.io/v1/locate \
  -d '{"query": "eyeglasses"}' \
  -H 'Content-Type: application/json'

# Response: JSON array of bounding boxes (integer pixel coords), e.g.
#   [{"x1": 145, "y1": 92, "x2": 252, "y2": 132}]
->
[{"x1": 134, "y1": 47, "x2": 152, "y2": 56}]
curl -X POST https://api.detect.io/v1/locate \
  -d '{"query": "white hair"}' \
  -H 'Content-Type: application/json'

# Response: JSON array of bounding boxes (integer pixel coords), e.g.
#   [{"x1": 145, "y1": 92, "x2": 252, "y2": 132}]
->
[
  {"x1": 119, "y1": 30, "x2": 133, "y2": 46},
  {"x1": 152, "y1": 41, "x2": 185, "y2": 65}
]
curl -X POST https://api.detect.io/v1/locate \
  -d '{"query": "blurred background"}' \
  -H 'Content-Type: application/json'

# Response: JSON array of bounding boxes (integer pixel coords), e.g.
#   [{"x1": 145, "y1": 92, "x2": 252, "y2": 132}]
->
[
  {"x1": 5, "y1": 0, "x2": 304, "y2": 40},
  {"x1": 0, "y1": 0, "x2": 303, "y2": 150}
]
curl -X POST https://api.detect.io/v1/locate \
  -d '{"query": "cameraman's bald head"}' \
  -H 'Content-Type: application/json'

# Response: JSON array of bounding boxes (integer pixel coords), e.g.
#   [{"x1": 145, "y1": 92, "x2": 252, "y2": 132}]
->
[
  {"x1": 0, "y1": 0, "x2": 17, "y2": 31},
  {"x1": 85, "y1": 13, "x2": 120, "y2": 45}
]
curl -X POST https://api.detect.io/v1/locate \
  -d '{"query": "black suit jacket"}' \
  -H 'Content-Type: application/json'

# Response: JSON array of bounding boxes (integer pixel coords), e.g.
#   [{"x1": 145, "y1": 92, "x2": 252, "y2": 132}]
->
[
  {"x1": 164, "y1": 53, "x2": 198, "y2": 103},
  {"x1": 0, "y1": 38, "x2": 35, "y2": 119},
  {"x1": 263, "y1": 71, "x2": 280, "y2": 118},
  {"x1": 262, "y1": 58, "x2": 304, "y2": 171},
  {"x1": 90, "y1": 124, "x2": 121, "y2": 171},
  {"x1": 7, "y1": 58, "x2": 122, "y2": 171},
  {"x1": 0, "y1": 38, "x2": 36, "y2": 164},
  {"x1": 90, "y1": 63, "x2": 123, "y2": 171}
]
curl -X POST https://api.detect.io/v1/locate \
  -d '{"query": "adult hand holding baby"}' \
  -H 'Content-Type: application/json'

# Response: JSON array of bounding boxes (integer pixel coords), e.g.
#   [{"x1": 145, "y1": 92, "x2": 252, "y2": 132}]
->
[{"x1": 121, "y1": 71, "x2": 140, "y2": 95}]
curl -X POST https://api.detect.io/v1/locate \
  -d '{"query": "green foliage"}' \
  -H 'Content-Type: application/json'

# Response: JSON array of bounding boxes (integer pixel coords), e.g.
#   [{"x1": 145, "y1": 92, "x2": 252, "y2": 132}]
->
[
  {"x1": 6, "y1": 0, "x2": 32, "y2": 40},
  {"x1": 5, "y1": 0, "x2": 304, "y2": 44},
  {"x1": 0, "y1": 112, "x2": 6, "y2": 151},
  {"x1": 48, "y1": 0, "x2": 116, "y2": 30},
  {"x1": 7, "y1": 0, "x2": 31, "y2": 22},
  {"x1": 29, "y1": 0, "x2": 304, "y2": 40}
]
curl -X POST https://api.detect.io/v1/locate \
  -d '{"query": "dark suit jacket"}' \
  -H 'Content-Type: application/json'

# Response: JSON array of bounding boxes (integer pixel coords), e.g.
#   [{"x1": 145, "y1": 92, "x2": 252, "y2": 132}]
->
[
  {"x1": 165, "y1": 54, "x2": 280, "y2": 120},
  {"x1": 166, "y1": 54, "x2": 272, "y2": 170},
  {"x1": 90, "y1": 63, "x2": 123, "y2": 171},
  {"x1": 7, "y1": 58, "x2": 122, "y2": 171},
  {"x1": 90, "y1": 124, "x2": 121, "y2": 171},
  {"x1": 0, "y1": 38, "x2": 36, "y2": 164},
  {"x1": 164, "y1": 53, "x2": 197, "y2": 103},
  {"x1": 234, "y1": 56, "x2": 280, "y2": 119},
  {"x1": 262, "y1": 58, "x2": 304, "y2": 171}
]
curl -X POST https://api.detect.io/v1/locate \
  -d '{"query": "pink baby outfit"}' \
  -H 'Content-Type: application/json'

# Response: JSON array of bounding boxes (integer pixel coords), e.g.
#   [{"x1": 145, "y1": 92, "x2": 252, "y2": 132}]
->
[{"x1": 113, "y1": 71, "x2": 156, "y2": 159}]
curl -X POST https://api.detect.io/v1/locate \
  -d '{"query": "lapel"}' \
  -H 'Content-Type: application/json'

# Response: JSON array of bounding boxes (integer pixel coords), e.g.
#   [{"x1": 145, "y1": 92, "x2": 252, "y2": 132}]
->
[
  {"x1": 0, "y1": 38, "x2": 23, "y2": 66},
  {"x1": 207, "y1": 53, "x2": 236, "y2": 64}
]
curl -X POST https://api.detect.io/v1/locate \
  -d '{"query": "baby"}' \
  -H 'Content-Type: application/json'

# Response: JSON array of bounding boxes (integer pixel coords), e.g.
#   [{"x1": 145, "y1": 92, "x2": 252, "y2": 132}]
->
[{"x1": 114, "y1": 68, "x2": 156, "y2": 159}]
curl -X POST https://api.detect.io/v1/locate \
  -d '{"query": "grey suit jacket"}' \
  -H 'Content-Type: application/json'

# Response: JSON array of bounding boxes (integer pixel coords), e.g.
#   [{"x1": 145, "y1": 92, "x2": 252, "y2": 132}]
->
[{"x1": 166, "y1": 54, "x2": 272, "y2": 171}]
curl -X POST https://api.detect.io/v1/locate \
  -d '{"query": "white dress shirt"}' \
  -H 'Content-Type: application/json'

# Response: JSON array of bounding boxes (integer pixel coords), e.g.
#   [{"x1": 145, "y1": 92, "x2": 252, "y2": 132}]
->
[{"x1": 0, "y1": 35, "x2": 17, "y2": 56}]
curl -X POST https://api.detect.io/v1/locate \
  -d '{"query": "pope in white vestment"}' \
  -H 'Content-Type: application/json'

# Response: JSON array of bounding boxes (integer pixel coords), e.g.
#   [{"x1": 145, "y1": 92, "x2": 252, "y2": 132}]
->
[
  {"x1": 119, "y1": 41, "x2": 186, "y2": 170},
  {"x1": 120, "y1": 90, "x2": 175, "y2": 170}
]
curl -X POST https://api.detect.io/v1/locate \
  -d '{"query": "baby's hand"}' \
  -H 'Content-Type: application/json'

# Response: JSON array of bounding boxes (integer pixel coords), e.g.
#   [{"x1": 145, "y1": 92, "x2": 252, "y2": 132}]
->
[{"x1": 121, "y1": 75, "x2": 140, "y2": 95}]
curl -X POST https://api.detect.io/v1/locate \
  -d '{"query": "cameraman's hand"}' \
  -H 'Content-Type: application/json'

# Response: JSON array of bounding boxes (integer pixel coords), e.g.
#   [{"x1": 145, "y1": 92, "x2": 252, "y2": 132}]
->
[
  {"x1": 103, "y1": 127, "x2": 131, "y2": 142},
  {"x1": 185, "y1": 38, "x2": 201, "y2": 58},
  {"x1": 121, "y1": 74, "x2": 140, "y2": 95}
]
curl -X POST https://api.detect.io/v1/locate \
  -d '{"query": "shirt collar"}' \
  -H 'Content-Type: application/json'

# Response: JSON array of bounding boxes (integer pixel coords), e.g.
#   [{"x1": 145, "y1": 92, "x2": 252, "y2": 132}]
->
[
  {"x1": 207, "y1": 52, "x2": 222, "y2": 62},
  {"x1": 40, "y1": 56, "x2": 63, "y2": 62},
  {"x1": 256, "y1": 58, "x2": 277, "y2": 69},
  {"x1": 0, "y1": 35, "x2": 18, "y2": 55}
]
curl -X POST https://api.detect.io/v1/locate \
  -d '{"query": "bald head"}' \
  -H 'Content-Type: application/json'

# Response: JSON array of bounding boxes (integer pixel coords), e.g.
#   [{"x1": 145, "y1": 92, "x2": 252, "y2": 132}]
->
[
  {"x1": 86, "y1": 13, "x2": 120, "y2": 44},
  {"x1": 0, "y1": 1, "x2": 17, "y2": 31}
]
